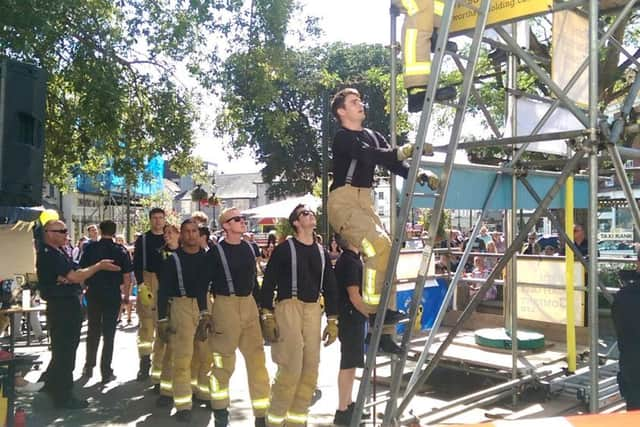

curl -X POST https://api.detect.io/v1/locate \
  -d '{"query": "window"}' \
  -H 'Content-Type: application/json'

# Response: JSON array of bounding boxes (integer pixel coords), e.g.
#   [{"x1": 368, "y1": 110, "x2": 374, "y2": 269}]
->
[{"x1": 378, "y1": 192, "x2": 384, "y2": 200}]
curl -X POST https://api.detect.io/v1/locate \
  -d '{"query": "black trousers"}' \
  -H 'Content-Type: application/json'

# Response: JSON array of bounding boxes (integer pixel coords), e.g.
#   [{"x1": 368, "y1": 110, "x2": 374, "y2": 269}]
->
[
  {"x1": 85, "y1": 291, "x2": 120, "y2": 376},
  {"x1": 46, "y1": 296, "x2": 82, "y2": 403}
]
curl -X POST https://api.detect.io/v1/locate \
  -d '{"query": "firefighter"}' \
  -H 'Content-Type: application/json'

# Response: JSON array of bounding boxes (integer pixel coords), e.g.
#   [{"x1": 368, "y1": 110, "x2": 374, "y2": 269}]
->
[
  {"x1": 156, "y1": 219, "x2": 212, "y2": 422},
  {"x1": 154, "y1": 223, "x2": 180, "y2": 408},
  {"x1": 392, "y1": 0, "x2": 452, "y2": 112},
  {"x1": 190, "y1": 212, "x2": 214, "y2": 401},
  {"x1": 260, "y1": 204, "x2": 339, "y2": 427},
  {"x1": 328, "y1": 88, "x2": 439, "y2": 354},
  {"x1": 208, "y1": 207, "x2": 270, "y2": 427},
  {"x1": 133, "y1": 207, "x2": 167, "y2": 381}
]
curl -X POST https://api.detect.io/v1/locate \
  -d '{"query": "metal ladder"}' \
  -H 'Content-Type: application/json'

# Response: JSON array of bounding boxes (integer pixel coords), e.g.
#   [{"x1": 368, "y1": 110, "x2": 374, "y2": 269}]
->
[{"x1": 350, "y1": 1, "x2": 495, "y2": 425}]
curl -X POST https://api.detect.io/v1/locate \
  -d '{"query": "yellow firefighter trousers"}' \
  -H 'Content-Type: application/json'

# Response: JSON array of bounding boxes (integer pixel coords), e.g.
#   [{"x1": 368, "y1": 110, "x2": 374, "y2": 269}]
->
[
  {"x1": 191, "y1": 297, "x2": 213, "y2": 401},
  {"x1": 209, "y1": 295, "x2": 270, "y2": 416},
  {"x1": 393, "y1": 0, "x2": 443, "y2": 90},
  {"x1": 328, "y1": 185, "x2": 397, "y2": 334},
  {"x1": 266, "y1": 299, "x2": 321, "y2": 427},
  {"x1": 158, "y1": 301, "x2": 174, "y2": 397},
  {"x1": 169, "y1": 297, "x2": 199, "y2": 411},
  {"x1": 137, "y1": 271, "x2": 159, "y2": 357},
  {"x1": 138, "y1": 271, "x2": 167, "y2": 384}
]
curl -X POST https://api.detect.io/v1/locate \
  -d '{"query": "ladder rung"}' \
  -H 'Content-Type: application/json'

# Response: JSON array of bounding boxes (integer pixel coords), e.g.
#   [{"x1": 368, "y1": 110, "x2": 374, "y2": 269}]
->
[
  {"x1": 412, "y1": 192, "x2": 437, "y2": 198},
  {"x1": 364, "y1": 396, "x2": 392, "y2": 408}
]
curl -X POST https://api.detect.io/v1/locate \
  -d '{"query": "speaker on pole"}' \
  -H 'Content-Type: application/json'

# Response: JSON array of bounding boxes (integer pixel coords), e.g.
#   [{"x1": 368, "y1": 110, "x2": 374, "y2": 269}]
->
[{"x1": 0, "y1": 58, "x2": 47, "y2": 207}]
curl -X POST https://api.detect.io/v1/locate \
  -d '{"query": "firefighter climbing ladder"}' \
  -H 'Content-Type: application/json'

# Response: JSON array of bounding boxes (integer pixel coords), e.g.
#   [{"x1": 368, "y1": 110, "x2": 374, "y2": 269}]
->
[
  {"x1": 351, "y1": 0, "x2": 494, "y2": 425},
  {"x1": 350, "y1": 0, "x2": 640, "y2": 426}
]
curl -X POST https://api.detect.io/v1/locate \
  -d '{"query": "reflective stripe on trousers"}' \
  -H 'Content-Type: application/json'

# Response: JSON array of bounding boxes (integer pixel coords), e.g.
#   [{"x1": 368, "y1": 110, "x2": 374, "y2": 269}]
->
[
  {"x1": 169, "y1": 297, "x2": 199, "y2": 411},
  {"x1": 209, "y1": 295, "x2": 270, "y2": 416}
]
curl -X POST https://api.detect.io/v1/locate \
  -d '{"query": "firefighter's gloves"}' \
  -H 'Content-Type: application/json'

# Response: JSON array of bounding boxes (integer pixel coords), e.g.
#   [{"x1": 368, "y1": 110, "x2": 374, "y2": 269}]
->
[
  {"x1": 417, "y1": 169, "x2": 440, "y2": 191},
  {"x1": 260, "y1": 309, "x2": 279, "y2": 343},
  {"x1": 157, "y1": 318, "x2": 174, "y2": 343},
  {"x1": 322, "y1": 316, "x2": 339, "y2": 347},
  {"x1": 397, "y1": 142, "x2": 434, "y2": 161},
  {"x1": 195, "y1": 311, "x2": 213, "y2": 342},
  {"x1": 138, "y1": 283, "x2": 154, "y2": 307}
]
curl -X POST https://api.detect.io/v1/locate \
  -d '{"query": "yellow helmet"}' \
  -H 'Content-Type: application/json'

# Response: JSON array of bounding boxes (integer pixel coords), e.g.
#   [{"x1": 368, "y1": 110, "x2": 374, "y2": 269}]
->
[{"x1": 138, "y1": 283, "x2": 153, "y2": 306}]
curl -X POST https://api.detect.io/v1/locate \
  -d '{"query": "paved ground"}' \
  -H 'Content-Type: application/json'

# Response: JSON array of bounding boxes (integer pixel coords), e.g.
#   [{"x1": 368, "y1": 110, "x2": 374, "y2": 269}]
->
[
  {"x1": 13, "y1": 314, "x2": 350, "y2": 426},
  {"x1": 10, "y1": 312, "x2": 613, "y2": 427}
]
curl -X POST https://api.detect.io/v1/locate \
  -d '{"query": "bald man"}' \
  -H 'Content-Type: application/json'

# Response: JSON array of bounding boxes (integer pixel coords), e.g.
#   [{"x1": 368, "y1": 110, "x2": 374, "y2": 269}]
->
[{"x1": 37, "y1": 219, "x2": 120, "y2": 409}]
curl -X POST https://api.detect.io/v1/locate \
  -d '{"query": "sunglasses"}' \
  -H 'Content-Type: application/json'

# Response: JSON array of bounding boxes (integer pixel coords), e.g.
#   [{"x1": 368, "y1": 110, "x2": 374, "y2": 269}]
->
[
  {"x1": 225, "y1": 215, "x2": 246, "y2": 223},
  {"x1": 297, "y1": 210, "x2": 315, "y2": 219},
  {"x1": 46, "y1": 229, "x2": 68, "y2": 234}
]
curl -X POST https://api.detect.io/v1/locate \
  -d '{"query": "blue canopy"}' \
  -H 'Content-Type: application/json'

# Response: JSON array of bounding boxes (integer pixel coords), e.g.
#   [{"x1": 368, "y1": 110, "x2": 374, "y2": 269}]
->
[{"x1": 408, "y1": 162, "x2": 589, "y2": 210}]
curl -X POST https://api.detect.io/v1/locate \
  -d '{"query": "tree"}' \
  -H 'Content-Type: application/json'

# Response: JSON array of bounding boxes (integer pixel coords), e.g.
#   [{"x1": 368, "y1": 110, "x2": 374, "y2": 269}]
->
[
  {"x1": 443, "y1": 10, "x2": 640, "y2": 165},
  {"x1": 216, "y1": 42, "x2": 412, "y2": 197},
  {"x1": 0, "y1": 0, "x2": 242, "y2": 189}
]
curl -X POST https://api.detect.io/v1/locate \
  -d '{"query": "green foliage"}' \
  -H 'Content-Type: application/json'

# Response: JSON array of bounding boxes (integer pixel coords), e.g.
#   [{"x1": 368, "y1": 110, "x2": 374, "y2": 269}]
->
[
  {"x1": 274, "y1": 218, "x2": 294, "y2": 241},
  {"x1": 0, "y1": 0, "x2": 240, "y2": 189},
  {"x1": 216, "y1": 41, "x2": 411, "y2": 197},
  {"x1": 136, "y1": 190, "x2": 181, "y2": 235},
  {"x1": 421, "y1": 209, "x2": 451, "y2": 241}
]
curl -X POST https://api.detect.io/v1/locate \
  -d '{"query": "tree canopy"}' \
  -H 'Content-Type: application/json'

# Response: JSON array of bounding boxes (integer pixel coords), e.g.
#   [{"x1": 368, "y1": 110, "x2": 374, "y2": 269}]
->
[
  {"x1": 0, "y1": 0, "x2": 242, "y2": 190},
  {"x1": 215, "y1": 41, "x2": 411, "y2": 197}
]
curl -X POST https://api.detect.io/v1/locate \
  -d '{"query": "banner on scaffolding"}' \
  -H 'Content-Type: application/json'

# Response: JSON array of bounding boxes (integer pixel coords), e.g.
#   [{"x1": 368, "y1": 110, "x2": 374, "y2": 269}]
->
[
  {"x1": 451, "y1": 0, "x2": 553, "y2": 34},
  {"x1": 505, "y1": 95, "x2": 585, "y2": 156},
  {"x1": 517, "y1": 257, "x2": 586, "y2": 327},
  {"x1": 552, "y1": 11, "x2": 589, "y2": 107}
]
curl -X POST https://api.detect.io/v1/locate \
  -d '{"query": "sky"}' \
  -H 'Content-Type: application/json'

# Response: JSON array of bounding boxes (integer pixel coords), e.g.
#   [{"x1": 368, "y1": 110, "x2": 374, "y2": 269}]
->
[{"x1": 193, "y1": 1, "x2": 390, "y2": 174}]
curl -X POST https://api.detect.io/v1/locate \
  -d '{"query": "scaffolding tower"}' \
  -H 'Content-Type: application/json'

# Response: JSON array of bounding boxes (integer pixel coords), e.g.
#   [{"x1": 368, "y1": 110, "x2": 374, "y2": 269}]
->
[{"x1": 351, "y1": 0, "x2": 640, "y2": 425}]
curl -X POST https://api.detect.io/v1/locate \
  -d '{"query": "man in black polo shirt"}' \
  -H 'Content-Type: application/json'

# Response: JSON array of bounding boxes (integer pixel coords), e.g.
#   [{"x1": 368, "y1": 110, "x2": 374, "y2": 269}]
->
[
  {"x1": 333, "y1": 235, "x2": 369, "y2": 426},
  {"x1": 80, "y1": 220, "x2": 133, "y2": 383},
  {"x1": 36, "y1": 219, "x2": 121, "y2": 409}
]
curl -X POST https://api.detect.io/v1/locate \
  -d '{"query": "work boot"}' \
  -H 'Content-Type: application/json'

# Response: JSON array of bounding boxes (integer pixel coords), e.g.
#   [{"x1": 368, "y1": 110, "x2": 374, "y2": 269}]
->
[
  {"x1": 136, "y1": 355, "x2": 151, "y2": 381},
  {"x1": 333, "y1": 407, "x2": 352, "y2": 426},
  {"x1": 408, "y1": 87, "x2": 457, "y2": 113},
  {"x1": 155, "y1": 395, "x2": 172, "y2": 408},
  {"x1": 214, "y1": 408, "x2": 230, "y2": 427},
  {"x1": 255, "y1": 417, "x2": 266, "y2": 427},
  {"x1": 379, "y1": 334, "x2": 402, "y2": 355},
  {"x1": 348, "y1": 402, "x2": 371, "y2": 420},
  {"x1": 175, "y1": 409, "x2": 192, "y2": 423},
  {"x1": 369, "y1": 309, "x2": 407, "y2": 326}
]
